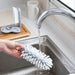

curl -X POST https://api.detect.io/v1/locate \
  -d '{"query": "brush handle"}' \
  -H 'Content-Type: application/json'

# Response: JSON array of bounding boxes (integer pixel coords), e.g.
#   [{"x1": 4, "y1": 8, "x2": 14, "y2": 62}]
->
[{"x1": 20, "y1": 48, "x2": 24, "y2": 52}]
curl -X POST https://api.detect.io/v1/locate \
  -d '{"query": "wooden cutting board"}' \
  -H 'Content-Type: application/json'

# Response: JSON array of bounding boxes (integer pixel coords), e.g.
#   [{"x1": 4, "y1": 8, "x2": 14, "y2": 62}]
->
[{"x1": 0, "y1": 24, "x2": 31, "y2": 40}]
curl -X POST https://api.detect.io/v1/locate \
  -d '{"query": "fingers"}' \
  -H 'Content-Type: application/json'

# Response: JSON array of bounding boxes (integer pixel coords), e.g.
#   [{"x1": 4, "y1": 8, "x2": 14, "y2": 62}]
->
[
  {"x1": 14, "y1": 43, "x2": 25, "y2": 58},
  {"x1": 15, "y1": 43, "x2": 25, "y2": 49},
  {"x1": 3, "y1": 46, "x2": 22, "y2": 58},
  {"x1": 11, "y1": 50, "x2": 23, "y2": 58}
]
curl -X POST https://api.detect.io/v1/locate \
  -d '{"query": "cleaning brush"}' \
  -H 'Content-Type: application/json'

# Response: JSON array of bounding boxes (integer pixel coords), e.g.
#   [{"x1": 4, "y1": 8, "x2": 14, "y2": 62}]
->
[{"x1": 20, "y1": 45, "x2": 53, "y2": 70}]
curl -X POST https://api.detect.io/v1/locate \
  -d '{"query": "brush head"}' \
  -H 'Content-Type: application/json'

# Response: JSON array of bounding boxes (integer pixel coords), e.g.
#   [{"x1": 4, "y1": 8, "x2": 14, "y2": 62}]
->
[{"x1": 20, "y1": 45, "x2": 53, "y2": 70}]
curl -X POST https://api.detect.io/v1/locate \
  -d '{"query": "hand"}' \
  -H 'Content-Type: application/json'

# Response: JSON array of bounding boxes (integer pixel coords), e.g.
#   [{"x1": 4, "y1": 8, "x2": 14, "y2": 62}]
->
[{"x1": 0, "y1": 39, "x2": 24, "y2": 58}]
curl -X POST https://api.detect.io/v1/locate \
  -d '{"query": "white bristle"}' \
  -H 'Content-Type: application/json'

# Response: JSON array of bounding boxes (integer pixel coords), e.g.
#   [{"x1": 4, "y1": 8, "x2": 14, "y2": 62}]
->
[{"x1": 21, "y1": 45, "x2": 53, "y2": 70}]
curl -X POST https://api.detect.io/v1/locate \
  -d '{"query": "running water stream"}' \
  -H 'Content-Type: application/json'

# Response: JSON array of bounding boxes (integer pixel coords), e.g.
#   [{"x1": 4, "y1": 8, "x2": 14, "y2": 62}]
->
[
  {"x1": 38, "y1": 29, "x2": 41, "y2": 51},
  {"x1": 38, "y1": 29, "x2": 50, "y2": 75}
]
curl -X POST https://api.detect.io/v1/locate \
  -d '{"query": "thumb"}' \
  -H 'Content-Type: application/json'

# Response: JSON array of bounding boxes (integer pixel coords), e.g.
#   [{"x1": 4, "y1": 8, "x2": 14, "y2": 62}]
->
[{"x1": 15, "y1": 43, "x2": 25, "y2": 49}]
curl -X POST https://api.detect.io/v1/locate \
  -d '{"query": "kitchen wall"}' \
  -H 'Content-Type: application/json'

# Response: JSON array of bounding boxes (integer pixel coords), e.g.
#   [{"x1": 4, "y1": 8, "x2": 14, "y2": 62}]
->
[
  {"x1": 0, "y1": 0, "x2": 49, "y2": 12},
  {"x1": 38, "y1": 0, "x2": 49, "y2": 11},
  {"x1": 0, "y1": 0, "x2": 26, "y2": 11}
]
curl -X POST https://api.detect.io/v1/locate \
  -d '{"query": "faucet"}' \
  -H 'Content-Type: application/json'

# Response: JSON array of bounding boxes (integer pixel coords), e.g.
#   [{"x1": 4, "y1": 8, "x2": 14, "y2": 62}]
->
[{"x1": 37, "y1": 8, "x2": 75, "y2": 29}]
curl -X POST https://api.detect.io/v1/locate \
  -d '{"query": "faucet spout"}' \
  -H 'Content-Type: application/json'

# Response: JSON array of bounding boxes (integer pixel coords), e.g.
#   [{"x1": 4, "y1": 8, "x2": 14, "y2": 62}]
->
[{"x1": 37, "y1": 8, "x2": 75, "y2": 29}]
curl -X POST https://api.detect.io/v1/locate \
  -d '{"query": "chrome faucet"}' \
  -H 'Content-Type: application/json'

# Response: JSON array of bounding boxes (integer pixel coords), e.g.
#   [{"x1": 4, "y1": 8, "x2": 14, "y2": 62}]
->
[{"x1": 37, "y1": 8, "x2": 75, "y2": 29}]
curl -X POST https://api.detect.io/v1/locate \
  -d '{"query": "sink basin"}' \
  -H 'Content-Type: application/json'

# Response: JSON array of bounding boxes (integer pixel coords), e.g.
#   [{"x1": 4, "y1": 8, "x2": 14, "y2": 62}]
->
[{"x1": 0, "y1": 35, "x2": 75, "y2": 75}]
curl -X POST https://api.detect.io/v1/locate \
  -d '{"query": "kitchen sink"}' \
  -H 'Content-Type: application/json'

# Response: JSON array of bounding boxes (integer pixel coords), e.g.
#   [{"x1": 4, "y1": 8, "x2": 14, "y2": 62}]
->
[{"x1": 0, "y1": 35, "x2": 75, "y2": 75}]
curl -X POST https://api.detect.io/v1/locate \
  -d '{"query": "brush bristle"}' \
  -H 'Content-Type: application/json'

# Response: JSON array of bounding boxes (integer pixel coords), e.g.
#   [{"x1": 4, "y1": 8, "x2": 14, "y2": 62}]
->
[{"x1": 21, "y1": 45, "x2": 53, "y2": 70}]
